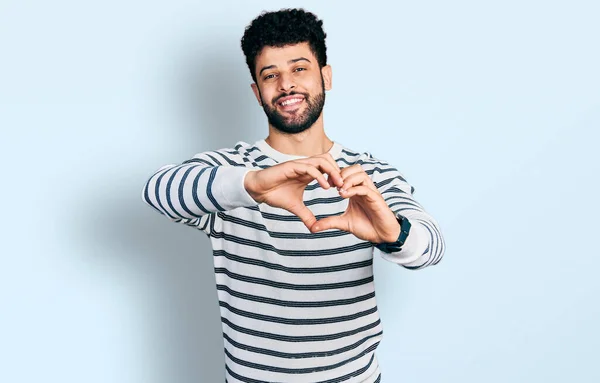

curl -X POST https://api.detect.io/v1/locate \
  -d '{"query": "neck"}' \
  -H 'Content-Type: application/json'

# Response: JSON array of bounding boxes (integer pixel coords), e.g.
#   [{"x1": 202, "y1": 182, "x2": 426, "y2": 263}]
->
[{"x1": 265, "y1": 114, "x2": 333, "y2": 157}]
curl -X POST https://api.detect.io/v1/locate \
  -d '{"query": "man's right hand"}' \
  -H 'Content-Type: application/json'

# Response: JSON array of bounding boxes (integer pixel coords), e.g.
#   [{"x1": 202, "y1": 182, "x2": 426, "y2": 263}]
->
[{"x1": 244, "y1": 153, "x2": 344, "y2": 232}]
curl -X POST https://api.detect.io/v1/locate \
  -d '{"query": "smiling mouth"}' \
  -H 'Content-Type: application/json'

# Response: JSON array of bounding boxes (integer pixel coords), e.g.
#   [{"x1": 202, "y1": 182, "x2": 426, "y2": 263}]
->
[{"x1": 278, "y1": 97, "x2": 305, "y2": 111}]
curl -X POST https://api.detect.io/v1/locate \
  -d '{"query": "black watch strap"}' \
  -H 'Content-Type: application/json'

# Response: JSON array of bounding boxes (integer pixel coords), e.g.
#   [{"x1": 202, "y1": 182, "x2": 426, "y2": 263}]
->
[{"x1": 374, "y1": 214, "x2": 411, "y2": 253}]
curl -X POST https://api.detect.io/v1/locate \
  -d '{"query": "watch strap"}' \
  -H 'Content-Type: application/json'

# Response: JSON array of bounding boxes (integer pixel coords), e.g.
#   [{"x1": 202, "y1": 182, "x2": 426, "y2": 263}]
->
[{"x1": 375, "y1": 214, "x2": 411, "y2": 253}]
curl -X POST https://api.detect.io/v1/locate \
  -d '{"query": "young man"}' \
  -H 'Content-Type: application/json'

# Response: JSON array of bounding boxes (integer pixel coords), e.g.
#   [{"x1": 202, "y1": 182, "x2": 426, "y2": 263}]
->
[{"x1": 142, "y1": 8, "x2": 445, "y2": 383}]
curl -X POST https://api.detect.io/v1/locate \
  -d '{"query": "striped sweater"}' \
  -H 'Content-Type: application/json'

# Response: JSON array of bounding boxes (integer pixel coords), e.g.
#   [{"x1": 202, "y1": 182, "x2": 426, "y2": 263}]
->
[{"x1": 141, "y1": 139, "x2": 445, "y2": 382}]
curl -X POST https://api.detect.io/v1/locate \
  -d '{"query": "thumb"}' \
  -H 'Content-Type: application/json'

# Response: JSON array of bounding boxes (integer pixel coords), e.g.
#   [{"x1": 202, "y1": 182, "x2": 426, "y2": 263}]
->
[
  {"x1": 286, "y1": 204, "x2": 318, "y2": 231},
  {"x1": 311, "y1": 215, "x2": 348, "y2": 233}
]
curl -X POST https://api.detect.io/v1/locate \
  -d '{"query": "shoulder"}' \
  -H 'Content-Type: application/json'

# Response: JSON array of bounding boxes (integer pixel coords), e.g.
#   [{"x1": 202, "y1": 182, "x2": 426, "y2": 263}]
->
[
  {"x1": 186, "y1": 141, "x2": 260, "y2": 167},
  {"x1": 337, "y1": 143, "x2": 396, "y2": 173}
]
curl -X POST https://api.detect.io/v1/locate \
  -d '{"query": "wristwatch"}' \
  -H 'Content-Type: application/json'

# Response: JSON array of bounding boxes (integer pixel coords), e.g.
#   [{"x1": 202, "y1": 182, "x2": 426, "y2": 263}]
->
[{"x1": 375, "y1": 214, "x2": 411, "y2": 253}]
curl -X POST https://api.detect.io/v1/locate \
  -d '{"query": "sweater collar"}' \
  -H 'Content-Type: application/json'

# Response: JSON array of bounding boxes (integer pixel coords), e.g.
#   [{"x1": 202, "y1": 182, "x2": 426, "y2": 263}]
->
[{"x1": 254, "y1": 139, "x2": 343, "y2": 163}]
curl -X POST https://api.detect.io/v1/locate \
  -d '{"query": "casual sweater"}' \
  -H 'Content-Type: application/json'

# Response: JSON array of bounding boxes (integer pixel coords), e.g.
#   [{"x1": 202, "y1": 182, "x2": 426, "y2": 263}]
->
[{"x1": 141, "y1": 139, "x2": 445, "y2": 383}]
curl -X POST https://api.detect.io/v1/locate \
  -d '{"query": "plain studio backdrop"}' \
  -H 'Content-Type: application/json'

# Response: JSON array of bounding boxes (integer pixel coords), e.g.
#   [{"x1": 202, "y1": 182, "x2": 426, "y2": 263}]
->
[{"x1": 1, "y1": 1, "x2": 598, "y2": 382}]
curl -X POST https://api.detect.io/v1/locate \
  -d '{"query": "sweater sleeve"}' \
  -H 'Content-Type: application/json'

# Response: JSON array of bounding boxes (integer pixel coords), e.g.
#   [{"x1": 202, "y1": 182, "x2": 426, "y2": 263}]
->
[
  {"x1": 366, "y1": 156, "x2": 446, "y2": 270},
  {"x1": 141, "y1": 148, "x2": 260, "y2": 235}
]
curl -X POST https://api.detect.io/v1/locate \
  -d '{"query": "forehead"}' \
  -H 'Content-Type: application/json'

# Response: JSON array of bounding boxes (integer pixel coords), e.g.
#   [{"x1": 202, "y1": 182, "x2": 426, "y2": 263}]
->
[{"x1": 255, "y1": 42, "x2": 316, "y2": 67}]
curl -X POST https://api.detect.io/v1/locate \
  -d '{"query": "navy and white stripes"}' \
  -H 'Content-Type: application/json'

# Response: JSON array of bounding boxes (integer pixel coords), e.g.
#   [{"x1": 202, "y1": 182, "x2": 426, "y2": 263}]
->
[{"x1": 142, "y1": 139, "x2": 445, "y2": 382}]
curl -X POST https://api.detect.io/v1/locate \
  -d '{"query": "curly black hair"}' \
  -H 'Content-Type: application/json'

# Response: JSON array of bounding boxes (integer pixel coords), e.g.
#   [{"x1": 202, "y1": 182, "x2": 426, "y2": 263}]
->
[{"x1": 241, "y1": 8, "x2": 328, "y2": 83}]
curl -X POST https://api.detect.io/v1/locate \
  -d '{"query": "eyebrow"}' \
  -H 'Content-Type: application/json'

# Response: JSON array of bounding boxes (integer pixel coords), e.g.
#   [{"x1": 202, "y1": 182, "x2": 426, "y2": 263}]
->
[{"x1": 258, "y1": 57, "x2": 312, "y2": 77}]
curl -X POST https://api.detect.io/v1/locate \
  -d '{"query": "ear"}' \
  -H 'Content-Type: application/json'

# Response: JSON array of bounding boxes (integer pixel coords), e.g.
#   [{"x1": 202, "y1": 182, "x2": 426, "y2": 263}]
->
[
  {"x1": 250, "y1": 83, "x2": 262, "y2": 106},
  {"x1": 321, "y1": 64, "x2": 332, "y2": 91}
]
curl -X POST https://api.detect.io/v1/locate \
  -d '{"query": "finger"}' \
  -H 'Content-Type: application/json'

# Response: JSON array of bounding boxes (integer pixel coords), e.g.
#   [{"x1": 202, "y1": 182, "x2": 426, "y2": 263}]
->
[
  {"x1": 311, "y1": 215, "x2": 349, "y2": 233},
  {"x1": 340, "y1": 164, "x2": 365, "y2": 180},
  {"x1": 293, "y1": 164, "x2": 331, "y2": 189},
  {"x1": 339, "y1": 172, "x2": 377, "y2": 192},
  {"x1": 327, "y1": 173, "x2": 336, "y2": 188},
  {"x1": 286, "y1": 203, "x2": 318, "y2": 231},
  {"x1": 319, "y1": 152, "x2": 341, "y2": 173},
  {"x1": 339, "y1": 185, "x2": 379, "y2": 203},
  {"x1": 295, "y1": 158, "x2": 343, "y2": 188},
  {"x1": 307, "y1": 170, "x2": 336, "y2": 189},
  {"x1": 318, "y1": 155, "x2": 343, "y2": 188},
  {"x1": 307, "y1": 152, "x2": 340, "y2": 172},
  {"x1": 313, "y1": 157, "x2": 343, "y2": 187},
  {"x1": 326, "y1": 158, "x2": 344, "y2": 187}
]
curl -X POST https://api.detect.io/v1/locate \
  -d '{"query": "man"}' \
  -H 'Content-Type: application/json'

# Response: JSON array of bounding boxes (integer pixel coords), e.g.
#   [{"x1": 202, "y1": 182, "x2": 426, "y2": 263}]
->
[{"x1": 142, "y1": 8, "x2": 445, "y2": 383}]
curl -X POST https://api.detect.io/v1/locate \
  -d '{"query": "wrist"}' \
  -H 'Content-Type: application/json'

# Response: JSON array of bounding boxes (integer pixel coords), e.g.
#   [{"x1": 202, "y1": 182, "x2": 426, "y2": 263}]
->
[
  {"x1": 243, "y1": 169, "x2": 262, "y2": 202},
  {"x1": 375, "y1": 214, "x2": 412, "y2": 253},
  {"x1": 382, "y1": 220, "x2": 402, "y2": 243}
]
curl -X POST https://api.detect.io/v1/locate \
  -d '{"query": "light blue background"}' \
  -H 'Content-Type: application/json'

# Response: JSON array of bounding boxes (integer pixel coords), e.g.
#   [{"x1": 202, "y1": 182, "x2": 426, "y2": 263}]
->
[{"x1": 1, "y1": 1, "x2": 598, "y2": 382}]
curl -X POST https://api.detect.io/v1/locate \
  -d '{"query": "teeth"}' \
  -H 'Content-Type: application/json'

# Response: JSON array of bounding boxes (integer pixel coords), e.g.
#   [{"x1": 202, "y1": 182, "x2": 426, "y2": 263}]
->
[{"x1": 281, "y1": 98, "x2": 303, "y2": 106}]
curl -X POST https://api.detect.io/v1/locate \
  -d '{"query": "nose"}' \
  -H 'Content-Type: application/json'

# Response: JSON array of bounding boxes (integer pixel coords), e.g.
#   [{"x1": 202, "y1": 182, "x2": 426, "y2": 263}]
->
[{"x1": 278, "y1": 72, "x2": 296, "y2": 92}]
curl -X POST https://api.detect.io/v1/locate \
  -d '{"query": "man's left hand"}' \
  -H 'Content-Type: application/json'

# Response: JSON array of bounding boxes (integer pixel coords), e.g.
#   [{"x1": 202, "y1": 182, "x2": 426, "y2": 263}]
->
[{"x1": 310, "y1": 164, "x2": 400, "y2": 244}]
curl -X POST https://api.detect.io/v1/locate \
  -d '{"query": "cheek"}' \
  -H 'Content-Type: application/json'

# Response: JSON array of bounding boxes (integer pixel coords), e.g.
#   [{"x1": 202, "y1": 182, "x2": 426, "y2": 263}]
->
[
  {"x1": 260, "y1": 88, "x2": 278, "y2": 104},
  {"x1": 306, "y1": 76, "x2": 324, "y2": 94}
]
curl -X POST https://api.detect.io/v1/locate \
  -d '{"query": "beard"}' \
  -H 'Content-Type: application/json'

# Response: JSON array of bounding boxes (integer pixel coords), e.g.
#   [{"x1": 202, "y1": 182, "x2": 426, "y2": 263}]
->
[{"x1": 259, "y1": 78, "x2": 326, "y2": 135}]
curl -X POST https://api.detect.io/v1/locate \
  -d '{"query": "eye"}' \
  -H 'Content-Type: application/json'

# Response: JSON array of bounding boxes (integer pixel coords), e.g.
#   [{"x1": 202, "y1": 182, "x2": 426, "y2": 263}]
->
[
  {"x1": 295, "y1": 67, "x2": 306, "y2": 72},
  {"x1": 264, "y1": 74, "x2": 276, "y2": 80}
]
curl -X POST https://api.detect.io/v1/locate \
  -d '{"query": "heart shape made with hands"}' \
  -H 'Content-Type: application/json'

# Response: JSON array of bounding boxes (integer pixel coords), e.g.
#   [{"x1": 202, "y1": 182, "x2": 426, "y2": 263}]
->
[
  {"x1": 245, "y1": 155, "x2": 400, "y2": 244},
  {"x1": 309, "y1": 163, "x2": 400, "y2": 244}
]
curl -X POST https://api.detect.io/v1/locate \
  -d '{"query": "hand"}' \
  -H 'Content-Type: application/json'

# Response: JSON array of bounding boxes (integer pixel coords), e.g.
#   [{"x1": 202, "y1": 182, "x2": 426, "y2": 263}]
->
[
  {"x1": 311, "y1": 164, "x2": 401, "y2": 243},
  {"x1": 244, "y1": 153, "x2": 345, "y2": 230}
]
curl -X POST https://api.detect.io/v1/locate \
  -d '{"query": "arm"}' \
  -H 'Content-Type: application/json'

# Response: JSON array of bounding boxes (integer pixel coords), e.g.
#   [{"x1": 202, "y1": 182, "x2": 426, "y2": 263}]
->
[
  {"x1": 141, "y1": 149, "x2": 260, "y2": 234},
  {"x1": 367, "y1": 157, "x2": 445, "y2": 270}
]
